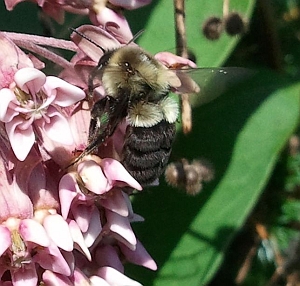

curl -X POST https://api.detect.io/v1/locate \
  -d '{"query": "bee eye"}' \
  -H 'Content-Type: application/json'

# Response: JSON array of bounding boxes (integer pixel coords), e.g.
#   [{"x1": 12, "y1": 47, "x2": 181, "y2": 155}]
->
[
  {"x1": 121, "y1": 62, "x2": 132, "y2": 69},
  {"x1": 120, "y1": 62, "x2": 134, "y2": 74}
]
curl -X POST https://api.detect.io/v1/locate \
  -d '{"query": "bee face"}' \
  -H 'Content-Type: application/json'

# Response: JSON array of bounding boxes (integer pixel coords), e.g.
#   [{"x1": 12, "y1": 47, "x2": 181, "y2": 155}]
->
[{"x1": 102, "y1": 46, "x2": 173, "y2": 100}]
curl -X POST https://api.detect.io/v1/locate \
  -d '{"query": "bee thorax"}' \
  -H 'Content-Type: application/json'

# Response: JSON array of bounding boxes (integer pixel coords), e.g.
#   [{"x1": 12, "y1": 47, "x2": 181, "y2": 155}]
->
[{"x1": 128, "y1": 97, "x2": 179, "y2": 128}]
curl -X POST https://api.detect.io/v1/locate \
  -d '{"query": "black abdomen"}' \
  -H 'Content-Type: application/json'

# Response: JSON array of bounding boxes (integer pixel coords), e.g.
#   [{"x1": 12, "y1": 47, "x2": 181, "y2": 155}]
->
[{"x1": 122, "y1": 121, "x2": 176, "y2": 186}]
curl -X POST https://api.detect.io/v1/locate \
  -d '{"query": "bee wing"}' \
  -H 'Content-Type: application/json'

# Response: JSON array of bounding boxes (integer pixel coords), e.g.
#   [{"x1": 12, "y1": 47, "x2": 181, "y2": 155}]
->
[{"x1": 177, "y1": 67, "x2": 253, "y2": 105}]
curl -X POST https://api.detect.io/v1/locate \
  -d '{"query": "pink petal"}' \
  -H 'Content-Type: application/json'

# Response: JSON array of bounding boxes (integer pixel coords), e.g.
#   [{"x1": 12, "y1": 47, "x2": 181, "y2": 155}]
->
[
  {"x1": 90, "y1": 7, "x2": 133, "y2": 43},
  {"x1": 0, "y1": 88, "x2": 19, "y2": 122},
  {"x1": 0, "y1": 33, "x2": 33, "y2": 89},
  {"x1": 67, "y1": 101, "x2": 90, "y2": 150},
  {"x1": 71, "y1": 268, "x2": 91, "y2": 285},
  {"x1": 33, "y1": 242, "x2": 72, "y2": 276},
  {"x1": 11, "y1": 263, "x2": 38, "y2": 286},
  {"x1": 4, "y1": 0, "x2": 24, "y2": 10},
  {"x1": 105, "y1": 210, "x2": 136, "y2": 247},
  {"x1": 68, "y1": 220, "x2": 91, "y2": 261},
  {"x1": 35, "y1": 125, "x2": 75, "y2": 167},
  {"x1": 90, "y1": 275, "x2": 110, "y2": 286},
  {"x1": 97, "y1": 267, "x2": 142, "y2": 286},
  {"x1": 5, "y1": 117, "x2": 34, "y2": 161},
  {"x1": 101, "y1": 158, "x2": 142, "y2": 190},
  {"x1": 0, "y1": 163, "x2": 33, "y2": 219},
  {"x1": 71, "y1": 25, "x2": 120, "y2": 62},
  {"x1": 14, "y1": 68, "x2": 45, "y2": 95},
  {"x1": 83, "y1": 207, "x2": 102, "y2": 247},
  {"x1": 0, "y1": 225, "x2": 11, "y2": 256},
  {"x1": 77, "y1": 160, "x2": 108, "y2": 194},
  {"x1": 94, "y1": 245, "x2": 124, "y2": 273},
  {"x1": 73, "y1": 203, "x2": 94, "y2": 233},
  {"x1": 19, "y1": 219, "x2": 50, "y2": 247},
  {"x1": 154, "y1": 52, "x2": 197, "y2": 69},
  {"x1": 43, "y1": 76, "x2": 85, "y2": 107},
  {"x1": 99, "y1": 189, "x2": 129, "y2": 216},
  {"x1": 119, "y1": 240, "x2": 157, "y2": 270},
  {"x1": 62, "y1": 249, "x2": 75, "y2": 273},
  {"x1": 42, "y1": 270, "x2": 73, "y2": 286},
  {"x1": 0, "y1": 281, "x2": 13, "y2": 286},
  {"x1": 43, "y1": 214, "x2": 73, "y2": 251},
  {"x1": 59, "y1": 173, "x2": 79, "y2": 219},
  {"x1": 38, "y1": 106, "x2": 74, "y2": 145},
  {"x1": 122, "y1": 193, "x2": 144, "y2": 223}
]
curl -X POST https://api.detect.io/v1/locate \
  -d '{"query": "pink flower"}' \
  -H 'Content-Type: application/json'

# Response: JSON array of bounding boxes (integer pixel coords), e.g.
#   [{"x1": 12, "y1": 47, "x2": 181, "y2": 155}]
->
[
  {"x1": 0, "y1": 5, "x2": 180, "y2": 284},
  {"x1": 0, "y1": 67, "x2": 85, "y2": 161},
  {"x1": 0, "y1": 157, "x2": 73, "y2": 284},
  {"x1": 59, "y1": 157, "x2": 142, "y2": 238},
  {"x1": 90, "y1": 7, "x2": 134, "y2": 43}
]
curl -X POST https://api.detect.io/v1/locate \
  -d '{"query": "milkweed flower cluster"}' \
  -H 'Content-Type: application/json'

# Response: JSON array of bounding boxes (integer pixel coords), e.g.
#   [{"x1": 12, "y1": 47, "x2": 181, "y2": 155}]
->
[{"x1": 0, "y1": 0, "x2": 198, "y2": 285}]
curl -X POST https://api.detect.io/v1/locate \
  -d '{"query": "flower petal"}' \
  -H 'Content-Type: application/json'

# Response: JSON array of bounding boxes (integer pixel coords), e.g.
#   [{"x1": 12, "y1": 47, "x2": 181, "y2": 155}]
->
[
  {"x1": 59, "y1": 174, "x2": 78, "y2": 219},
  {"x1": 71, "y1": 25, "x2": 120, "y2": 62},
  {"x1": 42, "y1": 270, "x2": 73, "y2": 286},
  {"x1": 68, "y1": 220, "x2": 91, "y2": 261},
  {"x1": 11, "y1": 262, "x2": 38, "y2": 286},
  {"x1": 14, "y1": 68, "x2": 45, "y2": 95},
  {"x1": 105, "y1": 210, "x2": 136, "y2": 247},
  {"x1": 39, "y1": 105, "x2": 74, "y2": 145},
  {"x1": 99, "y1": 189, "x2": 128, "y2": 217},
  {"x1": 43, "y1": 214, "x2": 73, "y2": 251},
  {"x1": 101, "y1": 158, "x2": 142, "y2": 190},
  {"x1": 5, "y1": 117, "x2": 34, "y2": 161},
  {"x1": 0, "y1": 88, "x2": 18, "y2": 122},
  {"x1": 90, "y1": 275, "x2": 110, "y2": 286},
  {"x1": 67, "y1": 101, "x2": 90, "y2": 150},
  {"x1": 19, "y1": 219, "x2": 50, "y2": 247},
  {"x1": 78, "y1": 160, "x2": 108, "y2": 194},
  {"x1": 155, "y1": 52, "x2": 197, "y2": 69},
  {"x1": 0, "y1": 225, "x2": 11, "y2": 256},
  {"x1": 0, "y1": 34, "x2": 33, "y2": 89},
  {"x1": 90, "y1": 8, "x2": 133, "y2": 43},
  {"x1": 74, "y1": 203, "x2": 94, "y2": 233},
  {"x1": 33, "y1": 242, "x2": 72, "y2": 276},
  {"x1": 72, "y1": 268, "x2": 91, "y2": 285},
  {"x1": 119, "y1": 240, "x2": 157, "y2": 271},
  {"x1": 94, "y1": 245, "x2": 124, "y2": 273},
  {"x1": 43, "y1": 76, "x2": 85, "y2": 107},
  {"x1": 97, "y1": 267, "x2": 142, "y2": 286},
  {"x1": 83, "y1": 207, "x2": 102, "y2": 247}
]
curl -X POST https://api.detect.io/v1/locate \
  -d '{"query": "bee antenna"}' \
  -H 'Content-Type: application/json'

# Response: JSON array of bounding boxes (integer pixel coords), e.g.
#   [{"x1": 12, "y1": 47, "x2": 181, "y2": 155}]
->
[
  {"x1": 127, "y1": 29, "x2": 145, "y2": 45},
  {"x1": 69, "y1": 27, "x2": 106, "y2": 54}
]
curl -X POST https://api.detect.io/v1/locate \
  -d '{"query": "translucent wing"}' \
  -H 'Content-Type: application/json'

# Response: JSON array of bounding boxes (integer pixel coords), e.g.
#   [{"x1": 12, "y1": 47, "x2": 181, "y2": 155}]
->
[{"x1": 179, "y1": 67, "x2": 253, "y2": 106}]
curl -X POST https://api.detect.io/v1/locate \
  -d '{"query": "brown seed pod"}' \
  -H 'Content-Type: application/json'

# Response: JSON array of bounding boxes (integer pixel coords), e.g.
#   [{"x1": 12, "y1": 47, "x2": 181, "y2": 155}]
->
[
  {"x1": 224, "y1": 12, "x2": 247, "y2": 36},
  {"x1": 202, "y1": 16, "x2": 223, "y2": 40}
]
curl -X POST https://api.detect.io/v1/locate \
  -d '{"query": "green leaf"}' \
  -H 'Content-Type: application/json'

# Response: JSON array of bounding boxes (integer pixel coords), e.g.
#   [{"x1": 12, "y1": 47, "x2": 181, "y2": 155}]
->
[
  {"x1": 126, "y1": 71, "x2": 300, "y2": 285},
  {"x1": 126, "y1": 0, "x2": 256, "y2": 67}
]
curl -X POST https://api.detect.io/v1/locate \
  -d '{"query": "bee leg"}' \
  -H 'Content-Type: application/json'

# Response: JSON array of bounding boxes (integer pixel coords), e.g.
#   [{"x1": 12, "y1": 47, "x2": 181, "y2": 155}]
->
[{"x1": 66, "y1": 95, "x2": 128, "y2": 169}]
